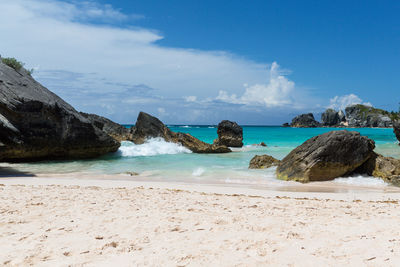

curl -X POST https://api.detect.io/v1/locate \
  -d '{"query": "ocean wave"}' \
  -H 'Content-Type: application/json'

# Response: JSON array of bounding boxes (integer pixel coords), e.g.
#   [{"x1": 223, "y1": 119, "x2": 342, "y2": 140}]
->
[
  {"x1": 118, "y1": 139, "x2": 192, "y2": 157},
  {"x1": 333, "y1": 176, "x2": 387, "y2": 186},
  {"x1": 192, "y1": 167, "x2": 205, "y2": 176},
  {"x1": 179, "y1": 125, "x2": 190, "y2": 128}
]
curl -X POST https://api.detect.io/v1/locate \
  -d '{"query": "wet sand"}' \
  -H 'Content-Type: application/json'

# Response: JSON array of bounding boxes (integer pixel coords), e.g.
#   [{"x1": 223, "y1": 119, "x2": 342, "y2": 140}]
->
[{"x1": 1, "y1": 176, "x2": 400, "y2": 266}]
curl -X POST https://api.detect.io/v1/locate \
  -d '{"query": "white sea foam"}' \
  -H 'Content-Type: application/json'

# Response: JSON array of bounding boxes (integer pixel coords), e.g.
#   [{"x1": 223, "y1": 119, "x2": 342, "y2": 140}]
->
[
  {"x1": 333, "y1": 176, "x2": 387, "y2": 186},
  {"x1": 118, "y1": 139, "x2": 191, "y2": 157},
  {"x1": 192, "y1": 167, "x2": 205, "y2": 176},
  {"x1": 179, "y1": 125, "x2": 190, "y2": 128}
]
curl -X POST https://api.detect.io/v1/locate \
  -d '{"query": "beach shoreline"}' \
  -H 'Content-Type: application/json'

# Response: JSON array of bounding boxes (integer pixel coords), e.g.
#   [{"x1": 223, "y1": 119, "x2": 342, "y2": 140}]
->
[{"x1": 2, "y1": 175, "x2": 400, "y2": 266}]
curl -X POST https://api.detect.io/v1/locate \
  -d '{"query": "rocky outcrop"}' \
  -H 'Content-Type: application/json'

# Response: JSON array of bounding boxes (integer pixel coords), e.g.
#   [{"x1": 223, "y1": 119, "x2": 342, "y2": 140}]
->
[
  {"x1": 80, "y1": 112, "x2": 131, "y2": 142},
  {"x1": 355, "y1": 152, "x2": 400, "y2": 185},
  {"x1": 338, "y1": 110, "x2": 346, "y2": 122},
  {"x1": 249, "y1": 155, "x2": 280, "y2": 169},
  {"x1": 290, "y1": 113, "x2": 320, "y2": 128},
  {"x1": 394, "y1": 121, "x2": 400, "y2": 144},
  {"x1": 131, "y1": 112, "x2": 231, "y2": 153},
  {"x1": 276, "y1": 130, "x2": 375, "y2": 182},
  {"x1": 321, "y1": 109, "x2": 340, "y2": 126},
  {"x1": 214, "y1": 120, "x2": 243, "y2": 147},
  {"x1": 345, "y1": 104, "x2": 393, "y2": 127},
  {"x1": 0, "y1": 60, "x2": 120, "y2": 162},
  {"x1": 282, "y1": 123, "x2": 290, "y2": 127}
]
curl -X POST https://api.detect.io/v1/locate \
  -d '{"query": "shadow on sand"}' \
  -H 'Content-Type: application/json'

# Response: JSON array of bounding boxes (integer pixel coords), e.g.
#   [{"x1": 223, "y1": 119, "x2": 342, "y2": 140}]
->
[{"x1": 0, "y1": 167, "x2": 36, "y2": 177}]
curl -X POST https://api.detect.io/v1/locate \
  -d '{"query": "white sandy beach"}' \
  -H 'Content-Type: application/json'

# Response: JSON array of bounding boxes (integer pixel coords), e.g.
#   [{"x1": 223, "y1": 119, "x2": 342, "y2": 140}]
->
[{"x1": 1, "y1": 176, "x2": 400, "y2": 266}]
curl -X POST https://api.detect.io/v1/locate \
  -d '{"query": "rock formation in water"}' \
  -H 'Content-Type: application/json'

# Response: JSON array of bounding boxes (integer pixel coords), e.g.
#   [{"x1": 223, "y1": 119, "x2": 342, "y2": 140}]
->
[
  {"x1": 80, "y1": 112, "x2": 131, "y2": 142},
  {"x1": 282, "y1": 122, "x2": 290, "y2": 127},
  {"x1": 393, "y1": 121, "x2": 400, "y2": 144},
  {"x1": 131, "y1": 112, "x2": 231, "y2": 153},
  {"x1": 276, "y1": 130, "x2": 375, "y2": 182},
  {"x1": 345, "y1": 104, "x2": 393, "y2": 127},
  {"x1": 290, "y1": 113, "x2": 320, "y2": 128},
  {"x1": 249, "y1": 155, "x2": 280, "y2": 169},
  {"x1": 0, "y1": 59, "x2": 120, "y2": 162},
  {"x1": 214, "y1": 120, "x2": 243, "y2": 147},
  {"x1": 321, "y1": 109, "x2": 340, "y2": 126}
]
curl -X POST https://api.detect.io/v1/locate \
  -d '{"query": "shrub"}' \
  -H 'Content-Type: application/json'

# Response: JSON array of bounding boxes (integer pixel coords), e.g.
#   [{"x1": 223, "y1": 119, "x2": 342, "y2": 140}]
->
[{"x1": 1, "y1": 57, "x2": 24, "y2": 71}]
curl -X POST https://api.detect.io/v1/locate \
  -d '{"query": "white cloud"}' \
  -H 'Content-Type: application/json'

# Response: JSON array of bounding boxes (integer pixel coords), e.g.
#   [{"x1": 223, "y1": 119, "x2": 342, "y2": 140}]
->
[
  {"x1": 0, "y1": 0, "x2": 316, "y2": 124},
  {"x1": 215, "y1": 62, "x2": 295, "y2": 107},
  {"x1": 184, "y1": 96, "x2": 197, "y2": 102},
  {"x1": 329, "y1": 94, "x2": 373, "y2": 111}
]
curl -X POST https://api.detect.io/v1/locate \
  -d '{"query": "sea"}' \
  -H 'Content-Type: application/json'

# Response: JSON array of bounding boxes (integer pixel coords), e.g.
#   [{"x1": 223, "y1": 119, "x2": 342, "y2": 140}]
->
[{"x1": 2, "y1": 126, "x2": 400, "y2": 190}]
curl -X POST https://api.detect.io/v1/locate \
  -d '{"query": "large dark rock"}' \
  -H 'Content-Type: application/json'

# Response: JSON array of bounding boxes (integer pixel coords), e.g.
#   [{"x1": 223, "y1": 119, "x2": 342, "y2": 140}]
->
[
  {"x1": 355, "y1": 152, "x2": 400, "y2": 186},
  {"x1": 276, "y1": 130, "x2": 375, "y2": 182},
  {"x1": 214, "y1": 120, "x2": 243, "y2": 147},
  {"x1": 80, "y1": 112, "x2": 131, "y2": 142},
  {"x1": 0, "y1": 60, "x2": 120, "y2": 162},
  {"x1": 321, "y1": 109, "x2": 340, "y2": 126},
  {"x1": 394, "y1": 121, "x2": 400, "y2": 144},
  {"x1": 249, "y1": 155, "x2": 280, "y2": 169},
  {"x1": 345, "y1": 104, "x2": 392, "y2": 127},
  {"x1": 290, "y1": 113, "x2": 320, "y2": 128},
  {"x1": 131, "y1": 112, "x2": 231, "y2": 153},
  {"x1": 338, "y1": 110, "x2": 346, "y2": 122}
]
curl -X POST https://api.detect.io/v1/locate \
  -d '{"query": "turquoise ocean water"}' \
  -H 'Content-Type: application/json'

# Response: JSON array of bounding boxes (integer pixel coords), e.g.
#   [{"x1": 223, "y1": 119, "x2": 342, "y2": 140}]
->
[{"x1": 3, "y1": 126, "x2": 400, "y2": 187}]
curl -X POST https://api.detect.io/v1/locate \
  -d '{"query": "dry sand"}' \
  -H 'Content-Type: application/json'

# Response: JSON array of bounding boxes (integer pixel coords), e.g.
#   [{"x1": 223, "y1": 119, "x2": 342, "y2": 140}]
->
[{"x1": 1, "y1": 177, "x2": 400, "y2": 266}]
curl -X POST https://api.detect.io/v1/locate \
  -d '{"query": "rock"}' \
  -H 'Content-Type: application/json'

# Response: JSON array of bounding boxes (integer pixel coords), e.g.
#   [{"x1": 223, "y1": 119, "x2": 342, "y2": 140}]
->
[
  {"x1": 249, "y1": 155, "x2": 280, "y2": 169},
  {"x1": 290, "y1": 113, "x2": 320, "y2": 128},
  {"x1": 338, "y1": 110, "x2": 346, "y2": 122},
  {"x1": 345, "y1": 104, "x2": 393, "y2": 127},
  {"x1": 355, "y1": 152, "x2": 400, "y2": 185},
  {"x1": 131, "y1": 112, "x2": 231, "y2": 153},
  {"x1": 0, "y1": 60, "x2": 120, "y2": 162},
  {"x1": 276, "y1": 130, "x2": 375, "y2": 182},
  {"x1": 321, "y1": 109, "x2": 340, "y2": 126},
  {"x1": 80, "y1": 112, "x2": 131, "y2": 142},
  {"x1": 394, "y1": 121, "x2": 400, "y2": 144},
  {"x1": 282, "y1": 122, "x2": 290, "y2": 127},
  {"x1": 260, "y1": 142, "x2": 267, "y2": 147},
  {"x1": 124, "y1": 171, "x2": 139, "y2": 176},
  {"x1": 214, "y1": 120, "x2": 243, "y2": 147}
]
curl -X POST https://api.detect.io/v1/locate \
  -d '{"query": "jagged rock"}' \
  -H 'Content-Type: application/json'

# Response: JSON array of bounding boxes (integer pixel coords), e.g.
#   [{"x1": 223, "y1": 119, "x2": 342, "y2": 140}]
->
[
  {"x1": 338, "y1": 110, "x2": 346, "y2": 122},
  {"x1": 282, "y1": 122, "x2": 290, "y2": 127},
  {"x1": 345, "y1": 104, "x2": 393, "y2": 127},
  {"x1": 131, "y1": 112, "x2": 231, "y2": 153},
  {"x1": 0, "y1": 60, "x2": 120, "y2": 162},
  {"x1": 249, "y1": 155, "x2": 280, "y2": 169},
  {"x1": 214, "y1": 120, "x2": 243, "y2": 147},
  {"x1": 394, "y1": 121, "x2": 400, "y2": 144},
  {"x1": 80, "y1": 112, "x2": 131, "y2": 142},
  {"x1": 260, "y1": 142, "x2": 267, "y2": 147},
  {"x1": 276, "y1": 130, "x2": 375, "y2": 182},
  {"x1": 355, "y1": 152, "x2": 400, "y2": 185},
  {"x1": 321, "y1": 109, "x2": 340, "y2": 126},
  {"x1": 290, "y1": 113, "x2": 320, "y2": 128}
]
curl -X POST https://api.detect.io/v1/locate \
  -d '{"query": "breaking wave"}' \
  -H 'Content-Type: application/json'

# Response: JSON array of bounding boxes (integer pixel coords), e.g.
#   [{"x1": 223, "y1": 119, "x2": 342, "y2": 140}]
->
[{"x1": 118, "y1": 139, "x2": 192, "y2": 157}]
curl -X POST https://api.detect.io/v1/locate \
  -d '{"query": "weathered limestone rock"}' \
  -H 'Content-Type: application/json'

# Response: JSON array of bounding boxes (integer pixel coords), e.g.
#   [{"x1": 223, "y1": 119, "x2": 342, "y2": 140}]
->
[
  {"x1": 214, "y1": 120, "x2": 243, "y2": 147},
  {"x1": 130, "y1": 112, "x2": 231, "y2": 153},
  {"x1": 249, "y1": 155, "x2": 280, "y2": 169},
  {"x1": 276, "y1": 130, "x2": 375, "y2": 182},
  {"x1": 290, "y1": 113, "x2": 320, "y2": 128}
]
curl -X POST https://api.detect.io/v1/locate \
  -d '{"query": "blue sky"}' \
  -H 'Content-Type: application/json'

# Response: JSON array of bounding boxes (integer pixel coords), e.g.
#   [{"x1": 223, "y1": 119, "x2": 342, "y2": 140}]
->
[{"x1": 0, "y1": 0, "x2": 399, "y2": 124}]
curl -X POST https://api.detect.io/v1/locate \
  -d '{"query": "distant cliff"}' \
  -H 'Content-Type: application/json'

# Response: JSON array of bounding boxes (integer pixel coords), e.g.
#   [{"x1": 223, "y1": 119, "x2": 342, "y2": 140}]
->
[{"x1": 286, "y1": 104, "x2": 399, "y2": 128}]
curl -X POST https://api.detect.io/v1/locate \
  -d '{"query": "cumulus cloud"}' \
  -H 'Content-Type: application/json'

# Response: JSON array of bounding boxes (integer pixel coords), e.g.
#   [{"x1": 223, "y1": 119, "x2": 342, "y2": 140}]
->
[
  {"x1": 215, "y1": 62, "x2": 295, "y2": 107},
  {"x1": 329, "y1": 94, "x2": 373, "y2": 111},
  {"x1": 0, "y1": 0, "x2": 316, "y2": 124}
]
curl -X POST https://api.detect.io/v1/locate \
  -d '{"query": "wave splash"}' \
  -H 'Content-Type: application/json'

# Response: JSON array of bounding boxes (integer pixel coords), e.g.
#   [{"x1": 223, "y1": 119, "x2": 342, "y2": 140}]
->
[{"x1": 118, "y1": 138, "x2": 192, "y2": 157}]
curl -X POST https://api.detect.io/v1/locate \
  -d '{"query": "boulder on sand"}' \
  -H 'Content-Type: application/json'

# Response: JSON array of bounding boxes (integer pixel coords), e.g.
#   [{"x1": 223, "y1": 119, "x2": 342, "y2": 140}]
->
[
  {"x1": 354, "y1": 152, "x2": 400, "y2": 185},
  {"x1": 214, "y1": 120, "x2": 243, "y2": 147},
  {"x1": 276, "y1": 130, "x2": 375, "y2": 182},
  {"x1": 131, "y1": 112, "x2": 231, "y2": 153},
  {"x1": 249, "y1": 155, "x2": 280, "y2": 169},
  {"x1": 0, "y1": 59, "x2": 120, "y2": 162}
]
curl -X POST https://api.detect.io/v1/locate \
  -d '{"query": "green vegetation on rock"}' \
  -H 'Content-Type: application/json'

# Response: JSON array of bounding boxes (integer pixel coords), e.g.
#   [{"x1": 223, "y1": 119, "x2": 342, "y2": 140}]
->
[{"x1": 1, "y1": 57, "x2": 24, "y2": 71}]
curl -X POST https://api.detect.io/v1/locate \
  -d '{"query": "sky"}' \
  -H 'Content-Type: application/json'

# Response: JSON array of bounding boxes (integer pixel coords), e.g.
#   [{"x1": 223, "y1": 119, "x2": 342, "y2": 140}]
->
[{"x1": 0, "y1": 0, "x2": 399, "y2": 124}]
